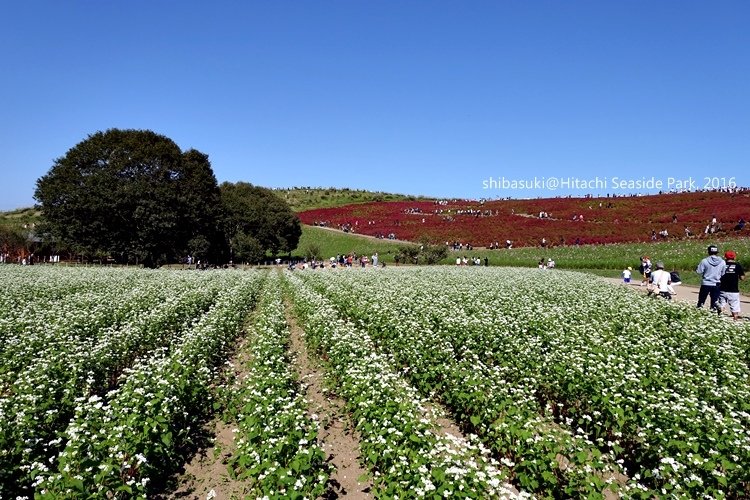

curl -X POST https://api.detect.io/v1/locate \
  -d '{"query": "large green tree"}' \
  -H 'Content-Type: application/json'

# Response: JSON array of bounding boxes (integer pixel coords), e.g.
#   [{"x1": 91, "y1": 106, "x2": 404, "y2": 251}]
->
[
  {"x1": 220, "y1": 182, "x2": 301, "y2": 263},
  {"x1": 34, "y1": 129, "x2": 223, "y2": 266}
]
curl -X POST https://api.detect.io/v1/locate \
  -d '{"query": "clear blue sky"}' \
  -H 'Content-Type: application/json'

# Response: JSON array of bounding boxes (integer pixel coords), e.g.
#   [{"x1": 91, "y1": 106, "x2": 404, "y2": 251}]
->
[{"x1": 1, "y1": 1, "x2": 748, "y2": 210}]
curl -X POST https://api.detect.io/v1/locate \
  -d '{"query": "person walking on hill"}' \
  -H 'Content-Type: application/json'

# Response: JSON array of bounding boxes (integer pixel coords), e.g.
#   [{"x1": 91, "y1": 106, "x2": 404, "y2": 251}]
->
[
  {"x1": 696, "y1": 245, "x2": 726, "y2": 311},
  {"x1": 718, "y1": 251, "x2": 745, "y2": 320}
]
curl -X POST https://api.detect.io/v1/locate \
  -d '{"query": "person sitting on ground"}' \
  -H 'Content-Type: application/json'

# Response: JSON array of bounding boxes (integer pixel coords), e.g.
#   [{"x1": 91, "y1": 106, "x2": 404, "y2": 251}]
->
[{"x1": 669, "y1": 269, "x2": 682, "y2": 285}]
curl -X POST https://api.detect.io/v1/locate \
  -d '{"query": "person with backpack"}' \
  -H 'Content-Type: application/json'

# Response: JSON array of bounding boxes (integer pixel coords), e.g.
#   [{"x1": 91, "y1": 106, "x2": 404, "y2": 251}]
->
[{"x1": 696, "y1": 245, "x2": 727, "y2": 311}]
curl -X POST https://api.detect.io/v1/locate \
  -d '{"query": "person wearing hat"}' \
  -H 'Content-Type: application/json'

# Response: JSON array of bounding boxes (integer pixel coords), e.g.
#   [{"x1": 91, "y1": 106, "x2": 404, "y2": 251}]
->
[
  {"x1": 650, "y1": 261, "x2": 673, "y2": 299},
  {"x1": 622, "y1": 266, "x2": 632, "y2": 284},
  {"x1": 718, "y1": 250, "x2": 745, "y2": 320},
  {"x1": 696, "y1": 245, "x2": 727, "y2": 310}
]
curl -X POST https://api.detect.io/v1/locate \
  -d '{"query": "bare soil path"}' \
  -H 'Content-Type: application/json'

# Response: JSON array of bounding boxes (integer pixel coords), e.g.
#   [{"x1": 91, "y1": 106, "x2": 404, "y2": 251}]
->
[
  {"x1": 166, "y1": 335, "x2": 256, "y2": 499},
  {"x1": 307, "y1": 224, "x2": 413, "y2": 245},
  {"x1": 284, "y1": 300, "x2": 373, "y2": 499},
  {"x1": 167, "y1": 420, "x2": 246, "y2": 499}
]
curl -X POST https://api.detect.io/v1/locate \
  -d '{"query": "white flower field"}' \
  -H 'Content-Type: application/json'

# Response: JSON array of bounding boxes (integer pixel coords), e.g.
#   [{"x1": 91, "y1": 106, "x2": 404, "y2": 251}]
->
[{"x1": 1, "y1": 265, "x2": 749, "y2": 498}]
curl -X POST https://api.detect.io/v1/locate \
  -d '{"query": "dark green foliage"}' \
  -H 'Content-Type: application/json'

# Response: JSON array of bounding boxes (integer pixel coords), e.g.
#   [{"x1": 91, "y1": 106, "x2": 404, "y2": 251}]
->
[
  {"x1": 232, "y1": 231, "x2": 265, "y2": 264},
  {"x1": 0, "y1": 225, "x2": 29, "y2": 256},
  {"x1": 422, "y1": 244, "x2": 448, "y2": 264},
  {"x1": 302, "y1": 242, "x2": 322, "y2": 262},
  {"x1": 220, "y1": 182, "x2": 302, "y2": 259},
  {"x1": 34, "y1": 129, "x2": 225, "y2": 266},
  {"x1": 397, "y1": 245, "x2": 421, "y2": 264}
]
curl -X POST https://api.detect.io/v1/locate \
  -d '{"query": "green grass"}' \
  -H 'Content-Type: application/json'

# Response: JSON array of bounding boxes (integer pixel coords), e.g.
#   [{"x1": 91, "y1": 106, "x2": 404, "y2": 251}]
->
[
  {"x1": 292, "y1": 225, "x2": 409, "y2": 262},
  {"x1": 433, "y1": 237, "x2": 750, "y2": 270},
  {"x1": 273, "y1": 187, "x2": 429, "y2": 212},
  {"x1": 0, "y1": 207, "x2": 41, "y2": 227},
  {"x1": 297, "y1": 224, "x2": 750, "y2": 281}
]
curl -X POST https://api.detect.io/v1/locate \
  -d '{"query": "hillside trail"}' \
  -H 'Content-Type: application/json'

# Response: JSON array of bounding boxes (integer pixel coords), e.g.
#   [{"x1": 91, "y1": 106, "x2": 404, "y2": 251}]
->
[
  {"x1": 308, "y1": 225, "x2": 413, "y2": 245},
  {"x1": 600, "y1": 276, "x2": 750, "y2": 318}
]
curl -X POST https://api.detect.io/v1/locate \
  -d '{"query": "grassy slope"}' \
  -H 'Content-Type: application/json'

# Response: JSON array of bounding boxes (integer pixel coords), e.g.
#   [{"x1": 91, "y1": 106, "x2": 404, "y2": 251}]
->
[
  {"x1": 0, "y1": 208, "x2": 41, "y2": 227},
  {"x1": 292, "y1": 225, "x2": 408, "y2": 261},
  {"x1": 274, "y1": 187, "x2": 429, "y2": 212}
]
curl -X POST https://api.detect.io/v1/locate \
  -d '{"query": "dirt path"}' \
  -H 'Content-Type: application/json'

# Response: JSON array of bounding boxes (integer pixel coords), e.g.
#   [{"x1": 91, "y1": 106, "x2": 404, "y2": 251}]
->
[
  {"x1": 167, "y1": 420, "x2": 245, "y2": 499},
  {"x1": 307, "y1": 224, "x2": 413, "y2": 245},
  {"x1": 167, "y1": 336, "x2": 256, "y2": 499},
  {"x1": 284, "y1": 300, "x2": 373, "y2": 499}
]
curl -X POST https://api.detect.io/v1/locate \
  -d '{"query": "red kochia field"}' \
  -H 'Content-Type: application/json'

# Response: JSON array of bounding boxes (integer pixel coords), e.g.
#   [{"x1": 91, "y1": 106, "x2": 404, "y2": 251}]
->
[{"x1": 298, "y1": 190, "x2": 750, "y2": 247}]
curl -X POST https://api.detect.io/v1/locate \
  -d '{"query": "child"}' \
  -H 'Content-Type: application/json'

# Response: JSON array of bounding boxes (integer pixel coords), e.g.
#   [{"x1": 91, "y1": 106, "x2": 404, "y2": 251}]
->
[{"x1": 622, "y1": 266, "x2": 632, "y2": 284}]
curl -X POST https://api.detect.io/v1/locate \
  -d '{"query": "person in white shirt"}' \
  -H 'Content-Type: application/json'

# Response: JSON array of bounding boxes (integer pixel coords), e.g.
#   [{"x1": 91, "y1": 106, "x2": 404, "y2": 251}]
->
[
  {"x1": 622, "y1": 267, "x2": 632, "y2": 284},
  {"x1": 649, "y1": 261, "x2": 673, "y2": 299}
]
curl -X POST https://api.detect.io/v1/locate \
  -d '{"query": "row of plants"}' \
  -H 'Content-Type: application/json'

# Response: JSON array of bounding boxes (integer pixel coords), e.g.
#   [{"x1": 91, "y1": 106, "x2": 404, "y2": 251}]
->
[
  {"x1": 32, "y1": 271, "x2": 264, "y2": 498},
  {"x1": 0, "y1": 265, "x2": 122, "y2": 326},
  {"x1": 0, "y1": 267, "x2": 167, "y2": 373},
  {"x1": 299, "y1": 267, "x2": 750, "y2": 498},
  {"x1": 285, "y1": 271, "x2": 522, "y2": 498},
  {"x1": 222, "y1": 272, "x2": 329, "y2": 497},
  {"x1": 299, "y1": 270, "x2": 632, "y2": 498},
  {"x1": 0, "y1": 269, "x2": 228, "y2": 495}
]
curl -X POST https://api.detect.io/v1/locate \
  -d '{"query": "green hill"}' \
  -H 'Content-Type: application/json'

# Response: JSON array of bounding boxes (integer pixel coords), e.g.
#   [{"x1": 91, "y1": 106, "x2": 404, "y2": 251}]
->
[
  {"x1": 292, "y1": 225, "x2": 407, "y2": 261},
  {"x1": 0, "y1": 207, "x2": 41, "y2": 228},
  {"x1": 272, "y1": 187, "x2": 429, "y2": 212}
]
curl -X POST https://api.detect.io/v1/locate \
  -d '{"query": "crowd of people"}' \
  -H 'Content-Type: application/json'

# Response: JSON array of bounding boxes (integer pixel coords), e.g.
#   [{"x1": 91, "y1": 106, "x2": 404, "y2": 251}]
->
[
  {"x1": 455, "y1": 256, "x2": 488, "y2": 266},
  {"x1": 289, "y1": 252, "x2": 383, "y2": 270},
  {"x1": 629, "y1": 246, "x2": 745, "y2": 320}
]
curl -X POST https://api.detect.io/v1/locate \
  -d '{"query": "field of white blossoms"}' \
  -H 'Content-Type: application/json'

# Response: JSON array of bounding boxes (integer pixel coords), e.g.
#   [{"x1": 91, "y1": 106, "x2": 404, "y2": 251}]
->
[{"x1": 1, "y1": 265, "x2": 749, "y2": 499}]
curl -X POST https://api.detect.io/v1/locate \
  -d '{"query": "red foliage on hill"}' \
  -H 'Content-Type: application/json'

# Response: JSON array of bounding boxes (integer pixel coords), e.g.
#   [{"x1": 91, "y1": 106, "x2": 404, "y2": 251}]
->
[{"x1": 298, "y1": 190, "x2": 750, "y2": 247}]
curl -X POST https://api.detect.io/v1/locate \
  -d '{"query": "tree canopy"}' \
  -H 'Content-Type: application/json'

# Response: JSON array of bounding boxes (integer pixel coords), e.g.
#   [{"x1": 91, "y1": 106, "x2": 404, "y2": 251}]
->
[
  {"x1": 34, "y1": 129, "x2": 223, "y2": 266},
  {"x1": 34, "y1": 129, "x2": 302, "y2": 266},
  {"x1": 220, "y1": 181, "x2": 301, "y2": 263}
]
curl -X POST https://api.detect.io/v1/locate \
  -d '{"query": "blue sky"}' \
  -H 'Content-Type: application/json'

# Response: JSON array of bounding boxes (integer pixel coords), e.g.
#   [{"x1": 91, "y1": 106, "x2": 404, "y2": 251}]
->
[{"x1": 1, "y1": 1, "x2": 748, "y2": 210}]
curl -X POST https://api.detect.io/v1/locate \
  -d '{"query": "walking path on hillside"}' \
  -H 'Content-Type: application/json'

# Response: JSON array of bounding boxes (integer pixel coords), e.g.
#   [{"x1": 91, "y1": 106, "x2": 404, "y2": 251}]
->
[
  {"x1": 600, "y1": 277, "x2": 750, "y2": 318},
  {"x1": 308, "y1": 224, "x2": 413, "y2": 245}
]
